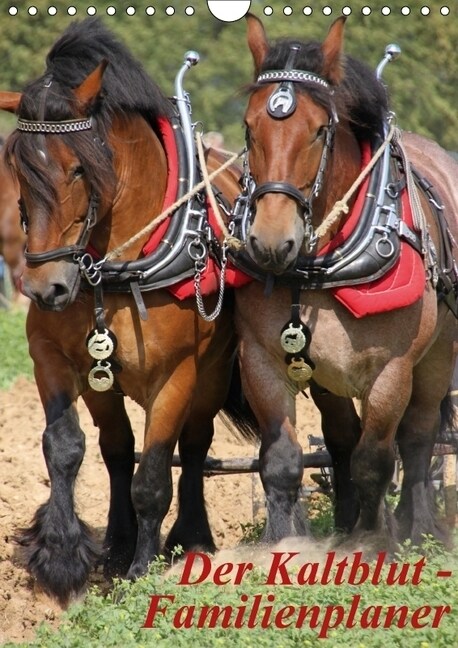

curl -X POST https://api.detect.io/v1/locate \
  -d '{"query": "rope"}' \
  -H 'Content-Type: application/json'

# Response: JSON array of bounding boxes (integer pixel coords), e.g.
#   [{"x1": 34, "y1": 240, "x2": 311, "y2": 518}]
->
[
  {"x1": 195, "y1": 132, "x2": 244, "y2": 251},
  {"x1": 315, "y1": 122, "x2": 396, "y2": 240},
  {"x1": 105, "y1": 142, "x2": 244, "y2": 261}
]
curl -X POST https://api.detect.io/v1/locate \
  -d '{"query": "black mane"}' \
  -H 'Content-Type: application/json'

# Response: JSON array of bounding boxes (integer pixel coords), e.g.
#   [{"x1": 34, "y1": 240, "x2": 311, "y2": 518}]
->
[
  {"x1": 21, "y1": 17, "x2": 172, "y2": 124},
  {"x1": 6, "y1": 18, "x2": 172, "y2": 212},
  {"x1": 253, "y1": 37, "x2": 388, "y2": 141}
]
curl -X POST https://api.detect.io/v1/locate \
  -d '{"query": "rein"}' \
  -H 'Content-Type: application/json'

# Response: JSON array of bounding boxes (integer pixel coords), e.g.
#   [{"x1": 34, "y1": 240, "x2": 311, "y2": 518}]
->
[
  {"x1": 105, "y1": 139, "x2": 244, "y2": 261},
  {"x1": 315, "y1": 121, "x2": 396, "y2": 241}
]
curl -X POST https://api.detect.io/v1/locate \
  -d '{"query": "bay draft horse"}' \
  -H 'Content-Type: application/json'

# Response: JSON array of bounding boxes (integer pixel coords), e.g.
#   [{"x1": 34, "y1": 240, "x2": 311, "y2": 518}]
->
[
  {"x1": 0, "y1": 147, "x2": 25, "y2": 300},
  {"x1": 0, "y1": 18, "x2": 245, "y2": 606},
  {"x1": 232, "y1": 14, "x2": 458, "y2": 551}
]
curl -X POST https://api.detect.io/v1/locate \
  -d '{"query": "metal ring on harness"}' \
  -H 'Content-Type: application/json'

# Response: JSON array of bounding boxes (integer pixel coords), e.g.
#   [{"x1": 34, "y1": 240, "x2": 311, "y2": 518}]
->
[
  {"x1": 375, "y1": 235, "x2": 395, "y2": 259},
  {"x1": 187, "y1": 238, "x2": 207, "y2": 261}
]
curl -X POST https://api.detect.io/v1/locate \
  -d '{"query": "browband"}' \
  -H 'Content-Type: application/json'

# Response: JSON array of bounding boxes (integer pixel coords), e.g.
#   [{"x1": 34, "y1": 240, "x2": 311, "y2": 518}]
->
[
  {"x1": 257, "y1": 69, "x2": 330, "y2": 88},
  {"x1": 17, "y1": 117, "x2": 93, "y2": 134}
]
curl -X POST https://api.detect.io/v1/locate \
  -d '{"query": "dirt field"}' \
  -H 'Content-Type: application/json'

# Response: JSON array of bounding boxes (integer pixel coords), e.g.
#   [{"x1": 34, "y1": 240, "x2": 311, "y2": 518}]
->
[{"x1": 0, "y1": 378, "x2": 322, "y2": 644}]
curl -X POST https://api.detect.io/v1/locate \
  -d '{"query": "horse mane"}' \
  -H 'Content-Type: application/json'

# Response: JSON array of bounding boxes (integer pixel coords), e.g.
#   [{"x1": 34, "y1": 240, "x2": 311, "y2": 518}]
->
[
  {"x1": 6, "y1": 17, "x2": 173, "y2": 213},
  {"x1": 250, "y1": 37, "x2": 389, "y2": 142}
]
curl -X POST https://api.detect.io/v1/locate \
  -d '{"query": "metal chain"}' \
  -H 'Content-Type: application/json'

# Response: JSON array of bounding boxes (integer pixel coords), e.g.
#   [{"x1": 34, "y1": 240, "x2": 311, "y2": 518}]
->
[{"x1": 193, "y1": 244, "x2": 228, "y2": 322}]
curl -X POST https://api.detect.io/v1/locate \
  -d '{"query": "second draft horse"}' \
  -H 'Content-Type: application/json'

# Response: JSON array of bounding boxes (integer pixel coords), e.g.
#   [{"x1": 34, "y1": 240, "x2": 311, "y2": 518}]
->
[{"x1": 231, "y1": 14, "x2": 458, "y2": 551}]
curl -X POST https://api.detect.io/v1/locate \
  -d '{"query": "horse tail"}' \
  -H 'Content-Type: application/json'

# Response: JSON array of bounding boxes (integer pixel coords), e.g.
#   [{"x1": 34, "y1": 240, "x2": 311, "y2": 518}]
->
[{"x1": 221, "y1": 359, "x2": 260, "y2": 442}]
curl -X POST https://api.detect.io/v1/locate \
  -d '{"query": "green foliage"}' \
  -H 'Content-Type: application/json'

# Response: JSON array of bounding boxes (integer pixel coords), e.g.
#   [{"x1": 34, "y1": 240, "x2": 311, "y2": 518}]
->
[
  {"x1": 0, "y1": 1, "x2": 456, "y2": 149},
  {"x1": 5, "y1": 533, "x2": 458, "y2": 648},
  {"x1": 307, "y1": 493, "x2": 335, "y2": 538},
  {"x1": 240, "y1": 519, "x2": 266, "y2": 543},
  {"x1": 0, "y1": 308, "x2": 32, "y2": 389}
]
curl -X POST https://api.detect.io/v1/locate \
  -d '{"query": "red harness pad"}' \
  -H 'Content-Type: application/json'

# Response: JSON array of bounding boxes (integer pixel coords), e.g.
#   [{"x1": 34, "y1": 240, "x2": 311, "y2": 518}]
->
[
  {"x1": 142, "y1": 118, "x2": 251, "y2": 300},
  {"x1": 318, "y1": 144, "x2": 425, "y2": 318},
  {"x1": 140, "y1": 128, "x2": 424, "y2": 312},
  {"x1": 169, "y1": 200, "x2": 253, "y2": 300}
]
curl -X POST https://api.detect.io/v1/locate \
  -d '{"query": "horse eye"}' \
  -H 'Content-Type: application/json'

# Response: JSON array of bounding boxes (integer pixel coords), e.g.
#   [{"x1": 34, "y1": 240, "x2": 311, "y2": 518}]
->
[
  {"x1": 316, "y1": 126, "x2": 327, "y2": 141},
  {"x1": 72, "y1": 165, "x2": 85, "y2": 180}
]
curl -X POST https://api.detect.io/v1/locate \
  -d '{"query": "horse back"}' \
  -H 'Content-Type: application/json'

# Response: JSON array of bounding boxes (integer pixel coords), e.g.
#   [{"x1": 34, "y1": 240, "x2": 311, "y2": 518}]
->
[{"x1": 403, "y1": 131, "x2": 458, "y2": 242}]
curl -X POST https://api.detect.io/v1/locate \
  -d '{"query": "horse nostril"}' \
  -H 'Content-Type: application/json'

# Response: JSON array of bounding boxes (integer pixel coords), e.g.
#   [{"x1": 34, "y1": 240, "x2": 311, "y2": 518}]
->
[
  {"x1": 248, "y1": 235, "x2": 270, "y2": 264},
  {"x1": 277, "y1": 239, "x2": 295, "y2": 264},
  {"x1": 51, "y1": 283, "x2": 69, "y2": 299},
  {"x1": 249, "y1": 235, "x2": 260, "y2": 255},
  {"x1": 40, "y1": 283, "x2": 71, "y2": 307}
]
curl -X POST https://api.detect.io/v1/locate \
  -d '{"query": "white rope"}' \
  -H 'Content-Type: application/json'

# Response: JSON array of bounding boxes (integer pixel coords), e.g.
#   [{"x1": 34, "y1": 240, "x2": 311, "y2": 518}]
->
[
  {"x1": 105, "y1": 143, "x2": 244, "y2": 261},
  {"x1": 195, "y1": 132, "x2": 244, "y2": 251},
  {"x1": 315, "y1": 122, "x2": 396, "y2": 240}
]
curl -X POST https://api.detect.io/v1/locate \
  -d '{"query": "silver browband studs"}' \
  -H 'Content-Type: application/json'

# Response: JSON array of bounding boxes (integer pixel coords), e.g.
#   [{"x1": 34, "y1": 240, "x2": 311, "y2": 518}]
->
[
  {"x1": 17, "y1": 116, "x2": 93, "y2": 134},
  {"x1": 257, "y1": 69, "x2": 330, "y2": 88}
]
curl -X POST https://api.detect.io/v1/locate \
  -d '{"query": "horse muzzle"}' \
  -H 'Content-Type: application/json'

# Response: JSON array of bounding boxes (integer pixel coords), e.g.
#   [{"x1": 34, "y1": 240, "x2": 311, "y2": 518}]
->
[
  {"x1": 247, "y1": 234, "x2": 297, "y2": 274},
  {"x1": 21, "y1": 261, "x2": 81, "y2": 311}
]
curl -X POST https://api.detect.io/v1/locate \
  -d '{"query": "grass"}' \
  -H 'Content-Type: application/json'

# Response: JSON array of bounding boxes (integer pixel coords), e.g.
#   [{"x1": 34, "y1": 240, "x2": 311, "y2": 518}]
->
[
  {"x1": 0, "y1": 307, "x2": 33, "y2": 389},
  {"x1": 3, "y1": 534, "x2": 457, "y2": 648},
  {"x1": 1, "y1": 307, "x2": 457, "y2": 648}
]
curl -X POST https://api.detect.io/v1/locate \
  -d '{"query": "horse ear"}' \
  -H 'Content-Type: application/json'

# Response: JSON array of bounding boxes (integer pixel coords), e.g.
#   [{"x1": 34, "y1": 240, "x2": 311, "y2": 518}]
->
[
  {"x1": 73, "y1": 60, "x2": 108, "y2": 111},
  {"x1": 321, "y1": 16, "x2": 346, "y2": 84},
  {"x1": 246, "y1": 13, "x2": 269, "y2": 74},
  {"x1": 0, "y1": 91, "x2": 22, "y2": 114}
]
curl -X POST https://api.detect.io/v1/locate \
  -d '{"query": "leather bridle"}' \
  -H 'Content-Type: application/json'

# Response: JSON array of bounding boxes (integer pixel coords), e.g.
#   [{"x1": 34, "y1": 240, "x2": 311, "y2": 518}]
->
[
  {"x1": 16, "y1": 83, "x2": 100, "y2": 266},
  {"x1": 246, "y1": 55, "x2": 338, "y2": 253},
  {"x1": 20, "y1": 191, "x2": 100, "y2": 265}
]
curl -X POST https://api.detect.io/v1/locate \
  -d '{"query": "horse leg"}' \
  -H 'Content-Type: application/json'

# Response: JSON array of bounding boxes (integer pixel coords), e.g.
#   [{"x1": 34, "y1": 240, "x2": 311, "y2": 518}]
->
[
  {"x1": 17, "y1": 349, "x2": 97, "y2": 605},
  {"x1": 309, "y1": 382, "x2": 361, "y2": 533},
  {"x1": 164, "y1": 418, "x2": 216, "y2": 556},
  {"x1": 349, "y1": 363, "x2": 413, "y2": 551},
  {"x1": 126, "y1": 361, "x2": 197, "y2": 580},
  {"x1": 239, "y1": 346, "x2": 306, "y2": 542},
  {"x1": 396, "y1": 336, "x2": 455, "y2": 546},
  {"x1": 82, "y1": 390, "x2": 137, "y2": 578}
]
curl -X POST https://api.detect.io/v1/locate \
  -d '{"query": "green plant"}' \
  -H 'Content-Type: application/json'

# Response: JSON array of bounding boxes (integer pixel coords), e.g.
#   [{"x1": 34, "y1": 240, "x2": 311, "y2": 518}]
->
[
  {"x1": 0, "y1": 308, "x2": 32, "y2": 389},
  {"x1": 240, "y1": 520, "x2": 266, "y2": 544},
  {"x1": 307, "y1": 493, "x2": 335, "y2": 538},
  {"x1": 5, "y1": 533, "x2": 457, "y2": 648}
]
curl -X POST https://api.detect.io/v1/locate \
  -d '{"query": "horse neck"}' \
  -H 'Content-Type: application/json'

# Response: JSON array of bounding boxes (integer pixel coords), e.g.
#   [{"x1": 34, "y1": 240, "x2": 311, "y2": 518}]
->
[
  {"x1": 311, "y1": 125, "x2": 362, "y2": 246},
  {"x1": 205, "y1": 147, "x2": 241, "y2": 220},
  {"x1": 92, "y1": 114, "x2": 168, "y2": 260}
]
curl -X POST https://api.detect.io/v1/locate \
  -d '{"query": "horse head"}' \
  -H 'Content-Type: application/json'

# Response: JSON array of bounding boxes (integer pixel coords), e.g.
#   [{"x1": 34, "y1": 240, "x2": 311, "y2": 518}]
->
[
  {"x1": 0, "y1": 64, "x2": 112, "y2": 310},
  {"x1": 243, "y1": 14, "x2": 386, "y2": 273},
  {"x1": 0, "y1": 19, "x2": 169, "y2": 311}
]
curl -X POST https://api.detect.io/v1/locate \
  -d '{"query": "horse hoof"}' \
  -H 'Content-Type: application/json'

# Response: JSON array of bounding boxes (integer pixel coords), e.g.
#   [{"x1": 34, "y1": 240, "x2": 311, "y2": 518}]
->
[{"x1": 103, "y1": 544, "x2": 136, "y2": 580}]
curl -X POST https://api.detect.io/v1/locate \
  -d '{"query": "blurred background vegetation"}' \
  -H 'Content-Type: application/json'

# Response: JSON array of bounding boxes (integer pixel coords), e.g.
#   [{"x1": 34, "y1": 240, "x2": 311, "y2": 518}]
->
[{"x1": 0, "y1": 0, "x2": 456, "y2": 150}]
